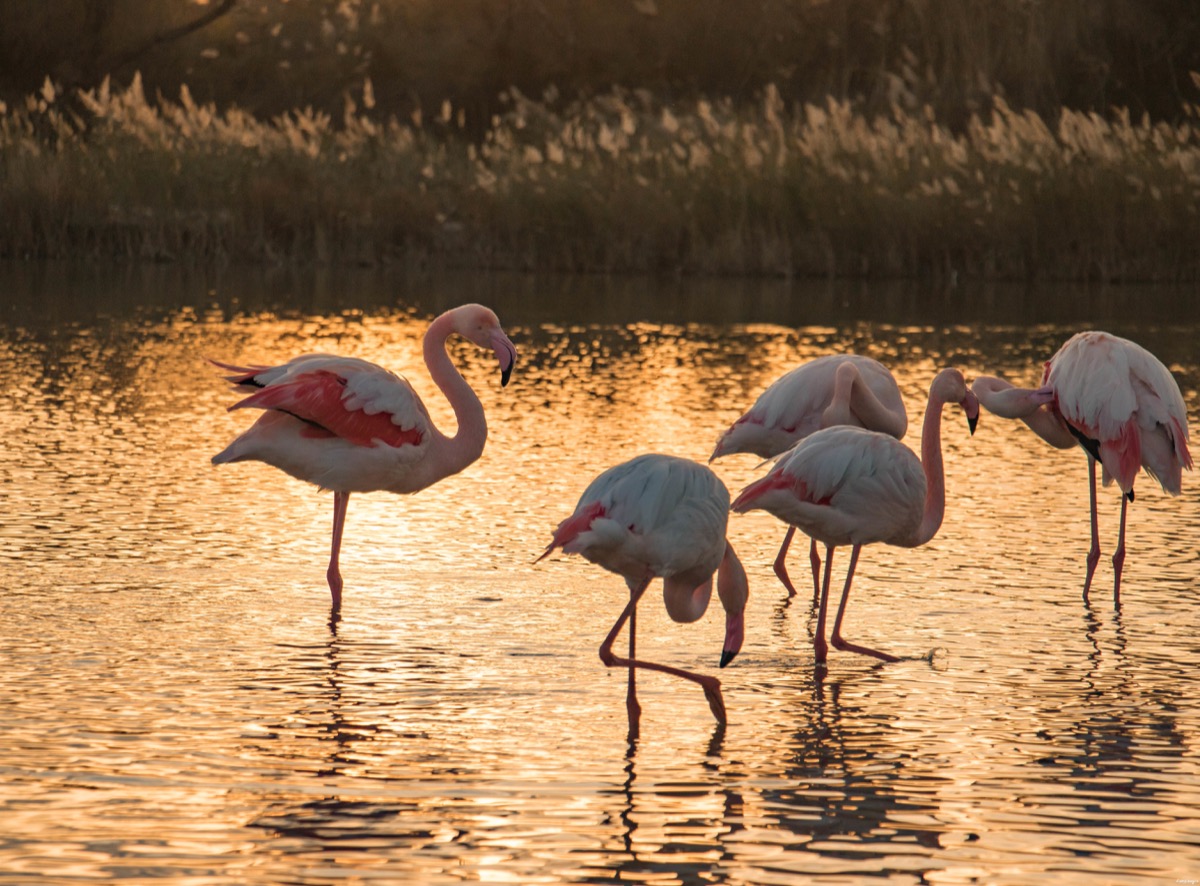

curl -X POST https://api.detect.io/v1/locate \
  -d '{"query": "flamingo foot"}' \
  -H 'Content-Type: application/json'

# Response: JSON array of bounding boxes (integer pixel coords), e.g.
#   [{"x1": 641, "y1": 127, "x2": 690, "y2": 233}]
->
[
  {"x1": 1111, "y1": 546, "x2": 1125, "y2": 607},
  {"x1": 1082, "y1": 545, "x2": 1101, "y2": 600},
  {"x1": 700, "y1": 676, "x2": 727, "y2": 724},
  {"x1": 772, "y1": 559, "x2": 798, "y2": 598},
  {"x1": 813, "y1": 635, "x2": 829, "y2": 667},
  {"x1": 831, "y1": 634, "x2": 901, "y2": 663}
]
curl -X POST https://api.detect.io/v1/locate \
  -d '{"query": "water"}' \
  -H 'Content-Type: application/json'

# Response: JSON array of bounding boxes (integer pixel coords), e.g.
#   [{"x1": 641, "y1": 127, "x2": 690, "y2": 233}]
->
[{"x1": 2, "y1": 262, "x2": 1199, "y2": 884}]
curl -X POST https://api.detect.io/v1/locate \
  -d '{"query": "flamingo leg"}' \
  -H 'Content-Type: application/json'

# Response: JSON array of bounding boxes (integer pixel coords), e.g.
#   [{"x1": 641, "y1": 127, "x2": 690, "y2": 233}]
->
[
  {"x1": 599, "y1": 578, "x2": 727, "y2": 723},
  {"x1": 327, "y1": 491, "x2": 350, "y2": 610},
  {"x1": 627, "y1": 592, "x2": 640, "y2": 724},
  {"x1": 829, "y1": 545, "x2": 900, "y2": 663},
  {"x1": 772, "y1": 526, "x2": 799, "y2": 598},
  {"x1": 1111, "y1": 490, "x2": 1129, "y2": 606},
  {"x1": 812, "y1": 545, "x2": 835, "y2": 666},
  {"x1": 1082, "y1": 456, "x2": 1101, "y2": 600},
  {"x1": 809, "y1": 537, "x2": 822, "y2": 607}
]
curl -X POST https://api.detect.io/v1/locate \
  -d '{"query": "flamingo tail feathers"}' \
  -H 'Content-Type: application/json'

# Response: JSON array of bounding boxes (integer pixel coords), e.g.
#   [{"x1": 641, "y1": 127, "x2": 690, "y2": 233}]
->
[{"x1": 536, "y1": 501, "x2": 607, "y2": 562}]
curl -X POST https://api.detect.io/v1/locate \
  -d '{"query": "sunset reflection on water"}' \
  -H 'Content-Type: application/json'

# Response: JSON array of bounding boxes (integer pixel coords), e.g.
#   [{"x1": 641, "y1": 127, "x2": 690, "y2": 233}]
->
[{"x1": 1, "y1": 270, "x2": 1198, "y2": 884}]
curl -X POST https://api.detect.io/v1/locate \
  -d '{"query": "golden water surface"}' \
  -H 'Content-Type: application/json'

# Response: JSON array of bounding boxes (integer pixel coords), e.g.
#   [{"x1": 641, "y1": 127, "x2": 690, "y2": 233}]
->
[{"x1": 1, "y1": 265, "x2": 1198, "y2": 884}]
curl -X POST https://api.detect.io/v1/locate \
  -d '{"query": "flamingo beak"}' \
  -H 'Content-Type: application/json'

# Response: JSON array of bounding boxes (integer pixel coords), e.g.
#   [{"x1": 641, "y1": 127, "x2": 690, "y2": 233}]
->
[
  {"x1": 492, "y1": 332, "x2": 517, "y2": 387},
  {"x1": 719, "y1": 609, "x2": 744, "y2": 668},
  {"x1": 964, "y1": 391, "x2": 981, "y2": 436}
]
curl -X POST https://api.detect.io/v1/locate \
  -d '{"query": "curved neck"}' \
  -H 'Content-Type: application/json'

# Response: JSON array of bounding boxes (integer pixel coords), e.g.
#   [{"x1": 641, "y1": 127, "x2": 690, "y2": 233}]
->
[
  {"x1": 973, "y1": 376, "x2": 1076, "y2": 450},
  {"x1": 662, "y1": 577, "x2": 712, "y2": 624},
  {"x1": 913, "y1": 383, "x2": 952, "y2": 547},
  {"x1": 822, "y1": 361, "x2": 907, "y2": 439},
  {"x1": 423, "y1": 310, "x2": 488, "y2": 475}
]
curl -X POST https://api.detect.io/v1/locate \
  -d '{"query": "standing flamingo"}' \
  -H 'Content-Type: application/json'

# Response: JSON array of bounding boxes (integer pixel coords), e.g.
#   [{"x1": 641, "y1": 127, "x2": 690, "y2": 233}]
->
[
  {"x1": 211, "y1": 303, "x2": 517, "y2": 610},
  {"x1": 711, "y1": 355, "x2": 908, "y2": 601},
  {"x1": 731, "y1": 368, "x2": 977, "y2": 666},
  {"x1": 972, "y1": 331, "x2": 1192, "y2": 602},
  {"x1": 537, "y1": 454, "x2": 749, "y2": 725}
]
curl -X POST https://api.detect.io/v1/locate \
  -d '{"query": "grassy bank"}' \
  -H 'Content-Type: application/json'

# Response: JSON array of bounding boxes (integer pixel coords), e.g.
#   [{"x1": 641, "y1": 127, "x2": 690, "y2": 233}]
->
[{"x1": 3, "y1": 76, "x2": 1200, "y2": 281}]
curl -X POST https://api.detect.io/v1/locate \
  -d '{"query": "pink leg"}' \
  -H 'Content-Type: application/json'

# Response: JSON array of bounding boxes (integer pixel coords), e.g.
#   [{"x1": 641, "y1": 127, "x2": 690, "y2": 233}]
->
[
  {"x1": 627, "y1": 593, "x2": 640, "y2": 724},
  {"x1": 809, "y1": 537, "x2": 822, "y2": 606},
  {"x1": 772, "y1": 526, "x2": 799, "y2": 597},
  {"x1": 327, "y1": 491, "x2": 349, "y2": 610},
  {"x1": 1083, "y1": 457, "x2": 1100, "y2": 600},
  {"x1": 1111, "y1": 490, "x2": 1128, "y2": 606},
  {"x1": 600, "y1": 578, "x2": 727, "y2": 723},
  {"x1": 812, "y1": 546, "x2": 835, "y2": 666},
  {"x1": 830, "y1": 545, "x2": 900, "y2": 663}
]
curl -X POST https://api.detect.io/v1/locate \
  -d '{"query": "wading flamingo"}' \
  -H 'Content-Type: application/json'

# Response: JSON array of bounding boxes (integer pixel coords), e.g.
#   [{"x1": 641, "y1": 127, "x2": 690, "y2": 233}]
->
[
  {"x1": 211, "y1": 303, "x2": 517, "y2": 610},
  {"x1": 711, "y1": 355, "x2": 907, "y2": 601},
  {"x1": 731, "y1": 368, "x2": 977, "y2": 666},
  {"x1": 972, "y1": 331, "x2": 1192, "y2": 603},
  {"x1": 537, "y1": 454, "x2": 749, "y2": 725}
]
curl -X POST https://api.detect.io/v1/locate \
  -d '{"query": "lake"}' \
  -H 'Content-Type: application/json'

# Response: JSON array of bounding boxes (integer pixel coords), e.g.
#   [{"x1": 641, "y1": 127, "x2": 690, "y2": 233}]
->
[{"x1": 2, "y1": 262, "x2": 1198, "y2": 884}]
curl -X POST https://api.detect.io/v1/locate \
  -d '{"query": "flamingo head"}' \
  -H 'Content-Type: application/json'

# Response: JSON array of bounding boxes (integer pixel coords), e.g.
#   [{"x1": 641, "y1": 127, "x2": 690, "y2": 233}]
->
[
  {"x1": 454, "y1": 304, "x2": 517, "y2": 386},
  {"x1": 716, "y1": 541, "x2": 748, "y2": 668}
]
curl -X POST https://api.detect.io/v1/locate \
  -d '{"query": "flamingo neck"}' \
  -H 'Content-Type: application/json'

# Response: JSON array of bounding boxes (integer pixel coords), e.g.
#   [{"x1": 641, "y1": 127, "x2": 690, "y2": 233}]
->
[
  {"x1": 423, "y1": 309, "x2": 487, "y2": 477},
  {"x1": 822, "y1": 361, "x2": 906, "y2": 439},
  {"x1": 662, "y1": 576, "x2": 713, "y2": 624},
  {"x1": 913, "y1": 377, "x2": 952, "y2": 547}
]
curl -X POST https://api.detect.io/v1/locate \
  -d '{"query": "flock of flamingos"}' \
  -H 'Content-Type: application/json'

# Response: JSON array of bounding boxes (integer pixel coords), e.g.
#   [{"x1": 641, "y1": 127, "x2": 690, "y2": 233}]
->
[{"x1": 210, "y1": 303, "x2": 1193, "y2": 724}]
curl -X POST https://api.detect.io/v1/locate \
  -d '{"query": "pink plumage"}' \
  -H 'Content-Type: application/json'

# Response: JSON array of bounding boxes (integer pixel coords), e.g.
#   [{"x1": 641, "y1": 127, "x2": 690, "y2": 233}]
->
[
  {"x1": 711, "y1": 354, "x2": 908, "y2": 601},
  {"x1": 973, "y1": 330, "x2": 1192, "y2": 602},
  {"x1": 538, "y1": 454, "x2": 749, "y2": 725},
  {"x1": 732, "y1": 368, "x2": 977, "y2": 666},
  {"x1": 211, "y1": 304, "x2": 517, "y2": 610}
]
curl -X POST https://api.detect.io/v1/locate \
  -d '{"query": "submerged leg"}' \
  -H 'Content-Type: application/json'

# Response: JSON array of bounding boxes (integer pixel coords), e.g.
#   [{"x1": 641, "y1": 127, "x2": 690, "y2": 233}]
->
[
  {"x1": 812, "y1": 545, "x2": 836, "y2": 666},
  {"x1": 830, "y1": 545, "x2": 900, "y2": 663},
  {"x1": 327, "y1": 491, "x2": 350, "y2": 610},
  {"x1": 600, "y1": 577, "x2": 727, "y2": 723},
  {"x1": 809, "y1": 537, "x2": 822, "y2": 607},
  {"x1": 1083, "y1": 457, "x2": 1101, "y2": 600},
  {"x1": 627, "y1": 590, "x2": 640, "y2": 724},
  {"x1": 772, "y1": 526, "x2": 798, "y2": 597},
  {"x1": 1111, "y1": 490, "x2": 1129, "y2": 606}
]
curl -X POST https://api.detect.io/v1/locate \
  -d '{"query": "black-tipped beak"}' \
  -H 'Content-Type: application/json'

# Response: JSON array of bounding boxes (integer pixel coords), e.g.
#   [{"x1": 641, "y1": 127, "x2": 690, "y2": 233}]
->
[
  {"x1": 501, "y1": 361, "x2": 513, "y2": 387},
  {"x1": 719, "y1": 649, "x2": 738, "y2": 669},
  {"x1": 967, "y1": 414, "x2": 978, "y2": 435}
]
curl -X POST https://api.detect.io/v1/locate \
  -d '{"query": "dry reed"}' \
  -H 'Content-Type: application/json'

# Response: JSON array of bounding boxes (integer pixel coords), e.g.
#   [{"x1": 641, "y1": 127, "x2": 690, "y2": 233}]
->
[{"x1": 3, "y1": 75, "x2": 1199, "y2": 281}]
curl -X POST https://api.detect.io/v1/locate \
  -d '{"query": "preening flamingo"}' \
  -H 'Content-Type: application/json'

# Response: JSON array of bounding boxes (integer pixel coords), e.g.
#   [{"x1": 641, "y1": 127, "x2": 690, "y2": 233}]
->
[
  {"x1": 211, "y1": 303, "x2": 517, "y2": 609},
  {"x1": 537, "y1": 454, "x2": 749, "y2": 724},
  {"x1": 711, "y1": 355, "x2": 908, "y2": 601},
  {"x1": 731, "y1": 368, "x2": 977, "y2": 666},
  {"x1": 972, "y1": 330, "x2": 1192, "y2": 602}
]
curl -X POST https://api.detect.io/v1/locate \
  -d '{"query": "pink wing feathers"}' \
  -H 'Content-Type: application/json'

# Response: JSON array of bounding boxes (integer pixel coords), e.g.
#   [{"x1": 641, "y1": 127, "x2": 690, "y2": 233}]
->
[
  {"x1": 1045, "y1": 332, "x2": 1192, "y2": 494},
  {"x1": 214, "y1": 355, "x2": 429, "y2": 450}
]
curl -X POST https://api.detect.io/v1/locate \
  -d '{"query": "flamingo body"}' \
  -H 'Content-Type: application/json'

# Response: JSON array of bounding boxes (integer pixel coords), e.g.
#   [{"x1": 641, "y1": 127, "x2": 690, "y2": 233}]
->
[
  {"x1": 1044, "y1": 331, "x2": 1191, "y2": 496},
  {"x1": 973, "y1": 330, "x2": 1191, "y2": 601},
  {"x1": 711, "y1": 354, "x2": 908, "y2": 600},
  {"x1": 734, "y1": 426, "x2": 927, "y2": 549},
  {"x1": 732, "y1": 368, "x2": 977, "y2": 665},
  {"x1": 712, "y1": 354, "x2": 907, "y2": 460},
  {"x1": 539, "y1": 454, "x2": 749, "y2": 724},
  {"x1": 213, "y1": 355, "x2": 436, "y2": 493},
  {"x1": 212, "y1": 303, "x2": 517, "y2": 608}
]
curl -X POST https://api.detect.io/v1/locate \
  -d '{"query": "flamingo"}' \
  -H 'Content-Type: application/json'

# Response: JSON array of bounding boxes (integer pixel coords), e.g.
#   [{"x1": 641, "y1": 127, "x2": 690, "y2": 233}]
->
[
  {"x1": 711, "y1": 355, "x2": 908, "y2": 601},
  {"x1": 731, "y1": 368, "x2": 977, "y2": 666},
  {"x1": 211, "y1": 303, "x2": 517, "y2": 609},
  {"x1": 537, "y1": 454, "x2": 749, "y2": 724},
  {"x1": 972, "y1": 330, "x2": 1192, "y2": 602}
]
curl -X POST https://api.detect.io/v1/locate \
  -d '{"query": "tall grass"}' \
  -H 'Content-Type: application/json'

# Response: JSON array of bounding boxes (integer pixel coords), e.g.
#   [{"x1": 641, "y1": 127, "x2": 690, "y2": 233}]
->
[{"x1": 3, "y1": 75, "x2": 1199, "y2": 281}]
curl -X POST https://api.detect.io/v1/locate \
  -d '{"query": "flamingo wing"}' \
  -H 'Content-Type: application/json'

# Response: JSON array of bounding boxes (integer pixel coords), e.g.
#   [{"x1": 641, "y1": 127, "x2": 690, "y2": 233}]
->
[
  {"x1": 223, "y1": 355, "x2": 430, "y2": 450},
  {"x1": 543, "y1": 455, "x2": 729, "y2": 580},
  {"x1": 734, "y1": 426, "x2": 924, "y2": 547},
  {"x1": 1048, "y1": 332, "x2": 1192, "y2": 492}
]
